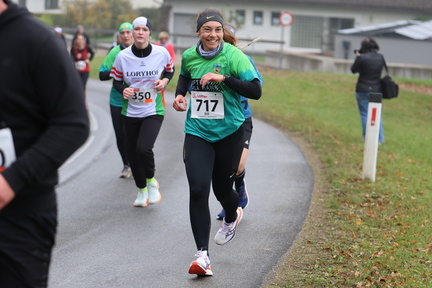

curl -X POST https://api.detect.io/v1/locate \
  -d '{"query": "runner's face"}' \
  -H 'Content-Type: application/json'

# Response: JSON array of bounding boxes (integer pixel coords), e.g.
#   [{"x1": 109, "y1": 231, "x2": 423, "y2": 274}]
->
[
  {"x1": 133, "y1": 25, "x2": 150, "y2": 47},
  {"x1": 120, "y1": 30, "x2": 133, "y2": 47},
  {"x1": 197, "y1": 21, "x2": 223, "y2": 51},
  {"x1": 75, "y1": 35, "x2": 85, "y2": 48}
]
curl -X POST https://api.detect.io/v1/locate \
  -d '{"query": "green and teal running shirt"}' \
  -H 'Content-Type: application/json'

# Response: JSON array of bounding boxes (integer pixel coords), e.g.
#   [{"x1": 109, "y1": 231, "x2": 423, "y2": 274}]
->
[
  {"x1": 110, "y1": 44, "x2": 173, "y2": 118},
  {"x1": 99, "y1": 45, "x2": 123, "y2": 107},
  {"x1": 181, "y1": 43, "x2": 259, "y2": 142}
]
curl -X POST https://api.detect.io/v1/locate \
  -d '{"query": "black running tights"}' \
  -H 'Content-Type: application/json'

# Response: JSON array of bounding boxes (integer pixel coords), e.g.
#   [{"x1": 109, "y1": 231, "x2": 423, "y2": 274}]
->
[{"x1": 183, "y1": 124, "x2": 244, "y2": 251}]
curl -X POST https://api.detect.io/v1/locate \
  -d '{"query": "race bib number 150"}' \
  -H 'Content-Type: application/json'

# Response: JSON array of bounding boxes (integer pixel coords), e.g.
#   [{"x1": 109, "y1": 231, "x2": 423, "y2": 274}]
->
[
  {"x1": 190, "y1": 91, "x2": 224, "y2": 119},
  {"x1": 0, "y1": 128, "x2": 16, "y2": 172}
]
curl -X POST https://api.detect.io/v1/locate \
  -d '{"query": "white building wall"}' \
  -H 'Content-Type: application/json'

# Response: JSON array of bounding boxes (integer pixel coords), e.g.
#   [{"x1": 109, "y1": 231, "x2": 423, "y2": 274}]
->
[
  {"x1": 13, "y1": 0, "x2": 158, "y2": 14},
  {"x1": 165, "y1": 1, "x2": 422, "y2": 53},
  {"x1": 129, "y1": 0, "x2": 162, "y2": 9}
]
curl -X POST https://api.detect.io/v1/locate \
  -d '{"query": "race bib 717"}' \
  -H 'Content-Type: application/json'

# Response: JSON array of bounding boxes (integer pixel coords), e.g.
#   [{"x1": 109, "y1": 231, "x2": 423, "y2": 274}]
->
[{"x1": 190, "y1": 91, "x2": 224, "y2": 119}]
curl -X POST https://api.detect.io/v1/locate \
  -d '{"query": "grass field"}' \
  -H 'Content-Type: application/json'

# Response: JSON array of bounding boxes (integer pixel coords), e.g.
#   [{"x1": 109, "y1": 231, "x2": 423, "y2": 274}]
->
[{"x1": 90, "y1": 57, "x2": 432, "y2": 287}]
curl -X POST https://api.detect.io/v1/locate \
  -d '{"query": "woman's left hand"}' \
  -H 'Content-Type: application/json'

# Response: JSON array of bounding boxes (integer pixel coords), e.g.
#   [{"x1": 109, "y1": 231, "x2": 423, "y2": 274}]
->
[{"x1": 153, "y1": 78, "x2": 168, "y2": 92}]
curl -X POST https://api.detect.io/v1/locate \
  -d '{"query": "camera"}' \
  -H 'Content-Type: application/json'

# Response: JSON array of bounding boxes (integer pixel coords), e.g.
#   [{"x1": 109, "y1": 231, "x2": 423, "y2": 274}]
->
[{"x1": 354, "y1": 49, "x2": 363, "y2": 54}]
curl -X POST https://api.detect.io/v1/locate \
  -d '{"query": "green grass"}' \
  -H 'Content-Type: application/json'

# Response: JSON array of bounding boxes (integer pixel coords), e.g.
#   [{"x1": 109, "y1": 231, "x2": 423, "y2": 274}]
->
[
  {"x1": 254, "y1": 69, "x2": 432, "y2": 287},
  {"x1": 90, "y1": 55, "x2": 104, "y2": 80},
  {"x1": 90, "y1": 59, "x2": 432, "y2": 287}
]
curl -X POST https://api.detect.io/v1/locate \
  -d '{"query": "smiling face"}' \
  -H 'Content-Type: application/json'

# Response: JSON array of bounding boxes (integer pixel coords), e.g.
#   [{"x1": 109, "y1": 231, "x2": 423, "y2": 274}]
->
[
  {"x1": 120, "y1": 29, "x2": 133, "y2": 47},
  {"x1": 133, "y1": 25, "x2": 151, "y2": 49},
  {"x1": 197, "y1": 21, "x2": 223, "y2": 51}
]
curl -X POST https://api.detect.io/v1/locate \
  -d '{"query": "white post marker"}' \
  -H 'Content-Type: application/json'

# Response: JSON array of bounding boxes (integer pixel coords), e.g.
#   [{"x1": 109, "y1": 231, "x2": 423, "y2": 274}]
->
[
  {"x1": 362, "y1": 92, "x2": 382, "y2": 182},
  {"x1": 279, "y1": 11, "x2": 294, "y2": 69}
]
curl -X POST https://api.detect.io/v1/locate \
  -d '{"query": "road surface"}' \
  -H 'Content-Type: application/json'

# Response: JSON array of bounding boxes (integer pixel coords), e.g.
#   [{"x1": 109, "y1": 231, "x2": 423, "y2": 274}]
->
[{"x1": 49, "y1": 79, "x2": 314, "y2": 288}]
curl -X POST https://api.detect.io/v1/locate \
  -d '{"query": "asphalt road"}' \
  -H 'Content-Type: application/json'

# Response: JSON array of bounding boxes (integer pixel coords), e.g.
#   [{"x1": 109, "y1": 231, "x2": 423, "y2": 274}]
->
[{"x1": 49, "y1": 79, "x2": 314, "y2": 288}]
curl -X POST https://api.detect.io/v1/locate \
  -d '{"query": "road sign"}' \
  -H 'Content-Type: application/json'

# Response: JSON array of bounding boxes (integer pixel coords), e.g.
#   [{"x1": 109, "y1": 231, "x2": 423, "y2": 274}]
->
[{"x1": 279, "y1": 11, "x2": 294, "y2": 27}]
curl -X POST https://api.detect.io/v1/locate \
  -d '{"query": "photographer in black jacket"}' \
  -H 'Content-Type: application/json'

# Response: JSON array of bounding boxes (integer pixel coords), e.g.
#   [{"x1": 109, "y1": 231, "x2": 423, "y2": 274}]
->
[
  {"x1": 0, "y1": 0, "x2": 90, "y2": 286},
  {"x1": 351, "y1": 37, "x2": 385, "y2": 144}
]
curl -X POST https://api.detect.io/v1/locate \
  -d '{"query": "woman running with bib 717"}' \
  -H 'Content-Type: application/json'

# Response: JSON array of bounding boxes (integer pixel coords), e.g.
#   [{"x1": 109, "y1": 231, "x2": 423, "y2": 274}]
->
[{"x1": 173, "y1": 8, "x2": 261, "y2": 276}]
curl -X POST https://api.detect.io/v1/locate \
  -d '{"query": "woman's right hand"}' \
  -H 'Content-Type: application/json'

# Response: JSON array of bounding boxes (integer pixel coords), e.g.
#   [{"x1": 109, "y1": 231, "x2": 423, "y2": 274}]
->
[
  {"x1": 173, "y1": 95, "x2": 187, "y2": 111},
  {"x1": 123, "y1": 87, "x2": 135, "y2": 100}
]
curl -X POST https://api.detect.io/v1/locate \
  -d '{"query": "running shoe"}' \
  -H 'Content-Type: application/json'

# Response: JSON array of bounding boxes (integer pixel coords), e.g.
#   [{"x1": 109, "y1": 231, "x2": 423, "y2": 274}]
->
[
  {"x1": 216, "y1": 209, "x2": 225, "y2": 220},
  {"x1": 214, "y1": 207, "x2": 243, "y2": 245},
  {"x1": 119, "y1": 165, "x2": 132, "y2": 178},
  {"x1": 188, "y1": 250, "x2": 213, "y2": 276},
  {"x1": 147, "y1": 180, "x2": 161, "y2": 204},
  {"x1": 133, "y1": 189, "x2": 148, "y2": 207},
  {"x1": 216, "y1": 184, "x2": 249, "y2": 220},
  {"x1": 237, "y1": 179, "x2": 249, "y2": 209}
]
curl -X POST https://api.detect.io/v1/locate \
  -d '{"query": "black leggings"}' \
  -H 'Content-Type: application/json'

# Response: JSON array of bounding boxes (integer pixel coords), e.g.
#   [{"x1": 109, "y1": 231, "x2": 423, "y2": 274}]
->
[
  {"x1": 110, "y1": 105, "x2": 129, "y2": 166},
  {"x1": 123, "y1": 115, "x2": 163, "y2": 189},
  {"x1": 184, "y1": 124, "x2": 244, "y2": 251},
  {"x1": 78, "y1": 71, "x2": 89, "y2": 90}
]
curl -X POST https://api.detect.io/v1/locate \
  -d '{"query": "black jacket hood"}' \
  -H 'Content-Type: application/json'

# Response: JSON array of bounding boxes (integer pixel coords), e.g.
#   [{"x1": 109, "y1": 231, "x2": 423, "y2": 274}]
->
[{"x1": 0, "y1": 0, "x2": 29, "y2": 27}]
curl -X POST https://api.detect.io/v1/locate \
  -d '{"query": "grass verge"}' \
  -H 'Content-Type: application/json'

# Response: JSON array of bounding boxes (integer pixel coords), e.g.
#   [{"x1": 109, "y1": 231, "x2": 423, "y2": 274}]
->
[
  {"x1": 90, "y1": 58, "x2": 432, "y2": 287},
  {"x1": 255, "y1": 68, "x2": 432, "y2": 287}
]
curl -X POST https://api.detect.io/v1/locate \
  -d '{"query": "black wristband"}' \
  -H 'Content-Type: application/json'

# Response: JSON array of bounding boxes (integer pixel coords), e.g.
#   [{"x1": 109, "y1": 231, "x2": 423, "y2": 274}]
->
[{"x1": 223, "y1": 75, "x2": 230, "y2": 82}]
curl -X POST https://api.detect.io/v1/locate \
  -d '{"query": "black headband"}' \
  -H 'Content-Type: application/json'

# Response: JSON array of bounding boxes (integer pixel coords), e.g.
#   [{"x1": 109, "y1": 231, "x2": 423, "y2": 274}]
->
[{"x1": 196, "y1": 13, "x2": 224, "y2": 32}]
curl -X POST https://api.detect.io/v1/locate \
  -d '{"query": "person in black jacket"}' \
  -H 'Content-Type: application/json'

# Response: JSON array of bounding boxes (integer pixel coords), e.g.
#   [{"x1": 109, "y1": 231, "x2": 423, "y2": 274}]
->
[
  {"x1": 0, "y1": 1, "x2": 90, "y2": 287},
  {"x1": 351, "y1": 37, "x2": 385, "y2": 143}
]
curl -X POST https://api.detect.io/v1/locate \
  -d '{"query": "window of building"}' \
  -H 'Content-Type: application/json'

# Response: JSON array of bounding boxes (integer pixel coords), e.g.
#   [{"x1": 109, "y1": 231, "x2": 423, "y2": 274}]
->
[
  {"x1": 271, "y1": 12, "x2": 281, "y2": 26},
  {"x1": 291, "y1": 15, "x2": 324, "y2": 49},
  {"x1": 327, "y1": 18, "x2": 354, "y2": 50},
  {"x1": 253, "y1": 11, "x2": 263, "y2": 25},
  {"x1": 236, "y1": 10, "x2": 245, "y2": 26},
  {"x1": 45, "y1": 0, "x2": 59, "y2": 9}
]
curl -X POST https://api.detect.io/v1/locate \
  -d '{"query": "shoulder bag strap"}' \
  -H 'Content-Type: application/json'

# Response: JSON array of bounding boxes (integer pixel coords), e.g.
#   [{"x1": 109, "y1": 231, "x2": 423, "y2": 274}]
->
[{"x1": 383, "y1": 57, "x2": 389, "y2": 75}]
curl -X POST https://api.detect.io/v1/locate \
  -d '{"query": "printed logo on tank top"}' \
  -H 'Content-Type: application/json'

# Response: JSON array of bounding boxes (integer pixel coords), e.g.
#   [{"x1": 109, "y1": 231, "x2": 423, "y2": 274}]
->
[{"x1": 190, "y1": 79, "x2": 225, "y2": 92}]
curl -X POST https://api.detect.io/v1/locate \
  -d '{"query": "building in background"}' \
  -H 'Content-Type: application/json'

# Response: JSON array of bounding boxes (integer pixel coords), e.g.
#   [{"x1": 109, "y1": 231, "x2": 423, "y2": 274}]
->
[
  {"x1": 13, "y1": 0, "x2": 63, "y2": 14},
  {"x1": 163, "y1": 0, "x2": 432, "y2": 56},
  {"x1": 335, "y1": 20, "x2": 432, "y2": 66},
  {"x1": 129, "y1": 0, "x2": 161, "y2": 9},
  {"x1": 12, "y1": 0, "x2": 160, "y2": 14}
]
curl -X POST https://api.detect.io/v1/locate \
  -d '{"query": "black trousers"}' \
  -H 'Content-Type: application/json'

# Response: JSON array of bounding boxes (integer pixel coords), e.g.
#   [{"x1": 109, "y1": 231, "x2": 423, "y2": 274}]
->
[
  {"x1": 123, "y1": 115, "x2": 164, "y2": 189},
  {"x1": 110, "y1": 105, "x2": 129, "y2": 166},
  {"x1": 0, "y1": 207, "x2": 57, "y2": 288}
]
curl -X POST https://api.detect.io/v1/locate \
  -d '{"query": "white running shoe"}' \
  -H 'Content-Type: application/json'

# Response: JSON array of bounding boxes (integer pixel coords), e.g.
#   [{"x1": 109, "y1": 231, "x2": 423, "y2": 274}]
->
[
  {"x1": 147, "y1": 181, "x2": 161, "y2": 204},
  {"x1": 214, "y1": 207, "x2": 243, "y2": 245},
  {"x1": 188, "y1": 250, "x2": 213, "y2": 276},
  {"x1": 133, "y1": 189, "x2": 148, "y2": 207}
]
